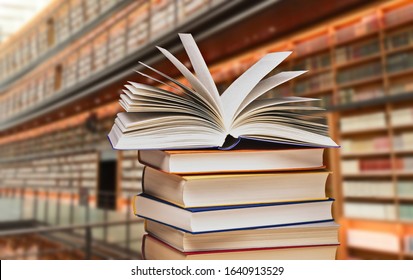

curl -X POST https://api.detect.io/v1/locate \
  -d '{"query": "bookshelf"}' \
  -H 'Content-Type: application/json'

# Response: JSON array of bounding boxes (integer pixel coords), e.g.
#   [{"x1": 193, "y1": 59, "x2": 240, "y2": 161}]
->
[
  {"x1": 118, "y1": 150, "x2": 144, "y2": 210},
  {"x1": 0, "y1": 0, "x2": 129, "y2": 83},
  {"x1": 0, "y1": 0, "x2": 227, "y2": 126},
  {"x1": 196, "y1": 0, "x2": 413, "y2": 260},
  {"x1": 1, "y1": 0, "x2": 413, "y2": 260}
]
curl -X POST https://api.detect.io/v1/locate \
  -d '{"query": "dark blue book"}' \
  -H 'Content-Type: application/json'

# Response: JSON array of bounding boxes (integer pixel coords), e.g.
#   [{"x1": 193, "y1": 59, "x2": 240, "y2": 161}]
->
[{"x1": 135, "y1": 193, "x2": 334, "y2": 234}]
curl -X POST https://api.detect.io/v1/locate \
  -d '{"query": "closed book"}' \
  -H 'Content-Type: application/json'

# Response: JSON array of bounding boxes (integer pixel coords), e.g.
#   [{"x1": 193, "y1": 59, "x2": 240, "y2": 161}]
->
[
  {"x1": 142, "y1": 166, "x2": 330, "y2": 207},
  {"x1": 134, "y1": 194, "x2": 334, "y2": 233},
  {"x1": 145, "y1": 219, "x2": 339, "y2": 252},
  {"x1": 142, "y1": 235, "x2": 338, "y2": 260},
  {"x1": 138, "y1": 147, "x2": 325, "y2": 174}
]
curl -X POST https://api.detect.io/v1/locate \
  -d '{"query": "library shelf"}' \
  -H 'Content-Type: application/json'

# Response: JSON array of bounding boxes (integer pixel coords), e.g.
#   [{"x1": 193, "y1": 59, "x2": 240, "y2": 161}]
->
[
  {"x1": 341, "y1": 150, "x2": 391, "y2": 158},
  {"x1": 394, "y1": 150, "x2": 413, "y2": 156},
  {"x1": 2, "y1": 0, "x2": 413, "y2": 261},
  {"x1": 340, "y1": 127, "x2": 388, "y2": 138},
  {"x1": 386, "y1": 67, "x2": 413, "y2": 79},
  {"x1": 335, "y1": 53, "x2": 382, "y2": 70},
  {"x1": 298, "y1": 87, "x2": 334, "y2": 98},
  {"x1": 386, "y1": 43, "x2": 413, "y2": 56},
  {"x1": 344, "y1": 196, "x2": 396, "y2": 203},
  {"x1": 328, "y1": 92, "x2": 413, "y2": 112},
  {"x1": 294, "y1": 67, "x2": 331, "y2": 79},
  {"x1": 347, "y1": 246, "x2": 400, "y2": 260},
  {"x1": 334, "y1": 30, "x2": 380, "y2": 48},
  {"x1": 337, "y1": 75, "x2": 383, "y2": 90},
  {"x1": 398, "y1": 197, "x2": 413, "y2": 203},
  {"x1": 392, "y1": 123, "x2": 413, "y2": 132},
  {"x1": 341, "y1": 173, "x2": 394, "y2": 179}
]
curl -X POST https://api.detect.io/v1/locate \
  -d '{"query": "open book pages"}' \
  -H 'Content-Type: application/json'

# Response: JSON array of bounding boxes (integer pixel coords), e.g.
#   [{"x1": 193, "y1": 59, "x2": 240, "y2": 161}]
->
[{"x1": 108, "y1": 33, "x2": 338, "y2": 150}]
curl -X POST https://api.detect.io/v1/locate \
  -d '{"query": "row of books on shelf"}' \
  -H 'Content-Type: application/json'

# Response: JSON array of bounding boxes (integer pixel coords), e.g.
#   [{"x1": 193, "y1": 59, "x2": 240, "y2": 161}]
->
[
  {"x1": 341, "y1": 136, "x2": 390, "y2": 155},
  {"x1": 2, "y1": 179, "x2": 97, "y2": 188},
  {"x1": 0, "y1": 153, "x2": 98, "y2": 189},
  {"x1": 345, "y1": 202, "x2": 413, "y2": 221},
  {"x1": 0, "y1": 0, "x2": 121, "y2": 81},
  {"x1": 347, "y1": 229, "x2": 400, "y2": 254},
  {"x1": 290, "y1": 2, "x2": 413, "y2": 57},
  {"x1": 340, "y1": 107, "x2": 413, "y2": 133},
  {"x1": 389, "y1": 77, "x2": 413, "y2": 96},
  {"x1": 0, "y1": 0, "x2": 222, "y2": 82},
  {"x1": 293, "y1": 72, "x2": 333, "y2": 94},
  {"x1": 120, "y1": 150, "x2": 143, "y2": 190},
  {"x1": 385, "y1": 25, "x2": 413, "y2": 51},
  {"x1": 336, "y1": 61, "x2": 381, "y2": 85},
  {"x1": 385, "y1": 2, "x2": 413, "y2": 29},
  {"x1": 292, "y1": 52, "x2": 331, "y2": 71},
  {"x1": 345, "y1": 202, "x2": 396, "y2": 221},
  {"x1": 391, "y1": 107, "x2": 413, "y2": 126},
  {"x1": 335, "y1": 39, "x2": 380, "y2": 65},
  {"x1": 3, "y1": 3, "x2": 413, "y2": 121},
  {"x1": 335, "y1": 14, "x2": 379, "y2": 45},
  {"x1": 394, "y1": 131, "x2": 413, "y2": 151},
  {"x1": 341, "y1": 157, "x2": 413, "y2": 174},
  {"x1": 340, "y1": 111, "x2": 386, "y2": 133},
  {"x1": 343, "y1": 180, "x2": 413, "y2": 198},
  {"x1": 341, "y1": 131, "x2": 413, "y2": 155},
  {"x1": 387, "y1": 51, "x2": 413, "y2": 73},
  {"x1": 0, "y1": 118, "x2": 113, "y2": 161},
  {"x1": 0, "y1": 2, "x2": 226, "y2": 121}
]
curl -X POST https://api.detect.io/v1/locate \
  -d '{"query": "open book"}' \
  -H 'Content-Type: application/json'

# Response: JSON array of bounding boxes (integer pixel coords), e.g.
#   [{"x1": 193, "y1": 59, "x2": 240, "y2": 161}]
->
[{"x1": 108, "y1": 33, "x2": 338, "y2": 150}]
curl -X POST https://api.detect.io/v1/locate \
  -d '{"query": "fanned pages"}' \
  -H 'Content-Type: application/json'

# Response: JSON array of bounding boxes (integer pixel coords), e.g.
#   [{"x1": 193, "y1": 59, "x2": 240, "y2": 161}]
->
[{"x1": 108, "y1": 33, "x2": 338, "y2": 150}]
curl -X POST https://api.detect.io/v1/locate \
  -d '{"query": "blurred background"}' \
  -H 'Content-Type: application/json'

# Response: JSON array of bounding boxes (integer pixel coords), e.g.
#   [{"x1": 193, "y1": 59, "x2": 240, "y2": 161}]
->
[{"x1": 0, "y1": 0, "x2": 413, "y2": 260}]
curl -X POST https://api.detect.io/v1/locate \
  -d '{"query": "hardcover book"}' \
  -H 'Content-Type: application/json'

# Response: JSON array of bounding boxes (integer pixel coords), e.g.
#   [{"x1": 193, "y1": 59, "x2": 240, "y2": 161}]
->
[
  {"x1": 138, "y1": 146, "x2": 326, "y2": 174},
  {"x1": 142, "y1": 235, "x2": 338, "y2": 260},
  {"x1": 134, "y1": 194, "x2": 334, "y2": 233},
  {"x1": 145, "y1": 219, "x2": 339, "y2": 252},
  {"x1": 142, "y1": 166, "x2": 330, "y2": 207}
]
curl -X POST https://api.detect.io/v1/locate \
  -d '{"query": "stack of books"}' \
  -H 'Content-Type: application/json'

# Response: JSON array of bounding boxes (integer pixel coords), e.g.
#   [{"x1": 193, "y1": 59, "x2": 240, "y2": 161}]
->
[
  {"x1": 108, "y1": 34, "x2": 339, "y2": 259},
  {"x1": 135, "y1": 148, "x2": 338, "y2": 260}
]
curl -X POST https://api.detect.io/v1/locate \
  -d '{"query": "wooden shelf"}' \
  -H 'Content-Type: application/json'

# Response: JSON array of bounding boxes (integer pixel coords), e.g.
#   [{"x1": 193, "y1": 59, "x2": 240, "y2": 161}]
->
[
  {"x1": 298, "y1": 87, "x2": 334, "y2": 97},
  {"x1": 345, "y1": 196, "x2": 396, "y2": 203},
  {"x1": 336, "y1": 53, "x2": 382, "y2": 70},
  {"x1": 387, "y1": 67, "x2": 413, "y2": 79},
  {"x1": 395, "y1": 172, "x2": 413, "y2": 178},
  {"x1": 347, "y1": 246, "x2": 400, "y2": 259},
  {"x1": 342, "y1": 173, "x2": 394, "y2": 179},
  {"x1": 329, "y1": 91, "x2": 413, "y2": 112},
  {"x1": 394, "y1": 149, "x2": 413, "y2": 155},
  {"x1": 295, "y1": 67, "x2": 331, "y2": 79},
  {"x1": 334, "y1": 30, "x2": 380, "y2": 47},
  {"x1": 386, "y1": 43, "x2": 413, "y2": 55},
  {"x1": 392, "y1": 124, "x2": 413, "y2": 132},
  {"x1": 399, "y1": 197, "x2": 413, "y2": 203},
  {"x1": 341, "y1": 150, "x2": 390, "y2": 158},
  {"x1": 337, "y1": 75, "x2": 383, "y2": 89}
]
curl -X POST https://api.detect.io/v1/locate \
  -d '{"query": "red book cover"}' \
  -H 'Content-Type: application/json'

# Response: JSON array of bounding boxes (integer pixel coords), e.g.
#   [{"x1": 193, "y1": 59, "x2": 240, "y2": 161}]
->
[{"x1": 141, "y1": 234, "x2": 339, "y2": 259}]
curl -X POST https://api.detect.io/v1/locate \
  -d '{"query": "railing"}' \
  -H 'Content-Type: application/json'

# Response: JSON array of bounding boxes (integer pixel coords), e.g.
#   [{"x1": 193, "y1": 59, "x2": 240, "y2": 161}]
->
[{"x1": 0, "y1": 187, "x2": 143, "y2": 260}]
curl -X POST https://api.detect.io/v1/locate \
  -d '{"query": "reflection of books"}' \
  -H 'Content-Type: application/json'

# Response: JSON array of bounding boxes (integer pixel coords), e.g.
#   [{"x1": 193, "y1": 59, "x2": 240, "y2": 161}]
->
[
  {"x1": 143, "y1": 235, "x2": 338, "y2": 260},
  {"x1": 108, "y1": 33, "x2": 337, "y2": 150},
  {"x1": 145, "y1": 219, "x2": 339, "y2": 252},
  {"x1": 138, "y1": 147, "x2": 325, "y2": 174},
  {"x1": 134, "y1": 194, "x2": 334, "y2": 233},
  {"x1": 142, "y1": 166, "x2": 330, "y2": 207}
]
